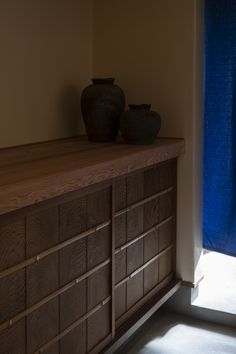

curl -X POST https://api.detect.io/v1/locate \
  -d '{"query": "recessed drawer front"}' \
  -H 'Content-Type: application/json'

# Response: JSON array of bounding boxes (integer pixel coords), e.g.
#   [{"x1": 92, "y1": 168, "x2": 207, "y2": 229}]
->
[
  {"x1": 114, "y1": 160, "x2": 177, "y2": 327},
  {"x1": 0, "y1": 159, "x2": 177, "y2": 354},
  {"x1": 0, "y1": 185, "x2": 113, "y2": 354}
]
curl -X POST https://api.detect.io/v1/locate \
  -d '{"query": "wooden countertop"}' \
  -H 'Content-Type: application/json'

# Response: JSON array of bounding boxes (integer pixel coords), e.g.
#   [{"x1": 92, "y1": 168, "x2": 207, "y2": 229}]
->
[{"x1": 0, "y1": 136, "x2": 184, "y2": 216}]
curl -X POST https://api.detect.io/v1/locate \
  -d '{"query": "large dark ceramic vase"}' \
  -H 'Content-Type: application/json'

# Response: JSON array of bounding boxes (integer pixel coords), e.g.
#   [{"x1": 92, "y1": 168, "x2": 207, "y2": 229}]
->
[
  {"x1": 81, "y1": 78, "x2": 125, "y2": 142},
  {"x1": 120, "y1": 104, "x2": 161, "y2": 145}
]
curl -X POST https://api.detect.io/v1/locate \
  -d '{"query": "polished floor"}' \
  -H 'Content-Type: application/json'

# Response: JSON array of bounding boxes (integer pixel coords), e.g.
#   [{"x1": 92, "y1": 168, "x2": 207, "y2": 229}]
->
[{"x1": 116, "y1": 311, "x2": 236, "y2": 354}]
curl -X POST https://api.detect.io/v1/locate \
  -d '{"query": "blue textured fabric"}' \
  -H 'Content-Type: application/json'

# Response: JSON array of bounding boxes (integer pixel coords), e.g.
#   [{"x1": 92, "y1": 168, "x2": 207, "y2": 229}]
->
[{"x1": 204, "y1": 0, "x2": 236, "y2": 256}]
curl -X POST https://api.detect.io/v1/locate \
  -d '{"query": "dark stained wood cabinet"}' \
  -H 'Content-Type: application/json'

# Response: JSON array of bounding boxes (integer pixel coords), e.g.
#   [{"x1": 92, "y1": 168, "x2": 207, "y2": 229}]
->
[{"x1": 0, "y1": 137, "x2": 184, "y2": 354}]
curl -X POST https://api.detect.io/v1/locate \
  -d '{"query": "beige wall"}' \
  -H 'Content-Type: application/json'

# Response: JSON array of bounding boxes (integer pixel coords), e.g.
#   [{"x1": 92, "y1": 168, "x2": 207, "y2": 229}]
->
[
  {"x1": 0, "y1": 0, "x2": 92, "y2": 148},
  {"x1": 93, "y1": 0, "x2": 204, "y2": 283},
  {"x1": 93, "y1": 0, "x2": 194, "y2": 138}
]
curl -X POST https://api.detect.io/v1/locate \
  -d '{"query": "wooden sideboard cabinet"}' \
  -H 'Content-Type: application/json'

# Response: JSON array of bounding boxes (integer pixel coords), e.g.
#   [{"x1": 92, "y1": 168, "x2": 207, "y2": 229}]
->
[{"x1": 0, "y1": 137, "x2": 184, "y2": 354}]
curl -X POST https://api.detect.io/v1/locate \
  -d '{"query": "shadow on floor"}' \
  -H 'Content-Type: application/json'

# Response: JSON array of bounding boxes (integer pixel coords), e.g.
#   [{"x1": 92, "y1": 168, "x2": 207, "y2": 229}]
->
[{"x1": 116, "y1": 310, "x2": 236, "y2": 354}]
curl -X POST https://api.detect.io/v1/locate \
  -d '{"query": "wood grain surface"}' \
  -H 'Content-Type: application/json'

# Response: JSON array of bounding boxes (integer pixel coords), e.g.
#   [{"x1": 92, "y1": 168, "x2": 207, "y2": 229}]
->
[
  {"x1": 0, "y1": 136, "x2": 184, "y2": 216},
  {"x1": 0, "y1": 157, "x2": 179, "y2": 354}
]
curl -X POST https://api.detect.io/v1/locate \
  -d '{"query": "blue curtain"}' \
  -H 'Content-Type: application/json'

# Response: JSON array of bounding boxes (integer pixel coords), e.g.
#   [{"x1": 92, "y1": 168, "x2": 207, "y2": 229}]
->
[{"x1": 204, "y1": 0, "x2": 236, "y2": 256}]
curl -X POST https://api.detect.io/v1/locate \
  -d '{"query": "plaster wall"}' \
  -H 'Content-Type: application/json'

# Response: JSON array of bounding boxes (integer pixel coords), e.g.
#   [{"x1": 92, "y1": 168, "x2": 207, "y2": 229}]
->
[
  {"x1": 93, "y1": 0, "x2": 204, "y2": 283},
  {"x1": 0, "y1": 0, "x2": 92, "y2": 148}
]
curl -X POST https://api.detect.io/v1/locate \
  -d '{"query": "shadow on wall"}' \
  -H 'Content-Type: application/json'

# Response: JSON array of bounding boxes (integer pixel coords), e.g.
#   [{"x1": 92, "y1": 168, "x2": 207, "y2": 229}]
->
[{"x1": 57, "y1": 84, "x2": 82, "y2": 137}]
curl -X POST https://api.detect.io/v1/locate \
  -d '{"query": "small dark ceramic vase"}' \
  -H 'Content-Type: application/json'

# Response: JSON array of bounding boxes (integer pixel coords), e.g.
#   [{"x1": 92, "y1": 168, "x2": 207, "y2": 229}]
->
[
  {"x1": 81, "y1": 78, "x2": 125, "y2": 142},
  {"x1": 120, "y1": 104, "x2": 161, "y2": 144}
]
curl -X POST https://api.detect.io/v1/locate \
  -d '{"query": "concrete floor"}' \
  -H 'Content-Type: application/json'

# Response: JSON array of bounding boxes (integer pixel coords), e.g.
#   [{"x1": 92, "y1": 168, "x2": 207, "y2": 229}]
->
[
  {"x1": 116, "y1": 311, "x2": 236, "y2": 354},
  {"x1": 192, "y1": 251, "x2": 236, "y2": 315}
]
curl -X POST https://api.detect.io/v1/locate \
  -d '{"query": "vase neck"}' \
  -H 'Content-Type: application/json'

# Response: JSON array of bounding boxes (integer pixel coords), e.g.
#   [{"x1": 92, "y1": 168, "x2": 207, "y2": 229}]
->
[
  {"x1": 92, "y1": 78, "x2": 115, "y2": 85},
  {"x1": 129, "y1": 104, "x2": 151, "y2": 111}
]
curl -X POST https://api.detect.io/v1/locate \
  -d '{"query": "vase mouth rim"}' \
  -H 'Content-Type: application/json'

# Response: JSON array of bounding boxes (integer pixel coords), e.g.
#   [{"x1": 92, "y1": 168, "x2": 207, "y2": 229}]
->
[
  {"x1": 92, "y1": 78, "x2": 115, "y2": 85},
  {"x1": 129, "y1": 104, "x2": 151, "y2": 110}
]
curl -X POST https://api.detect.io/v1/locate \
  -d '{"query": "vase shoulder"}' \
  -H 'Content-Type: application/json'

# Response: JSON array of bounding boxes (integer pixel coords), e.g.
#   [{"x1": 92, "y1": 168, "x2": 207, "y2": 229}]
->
[{"x1": 120, "y1": 105, "x2": 161, "y2": 145}]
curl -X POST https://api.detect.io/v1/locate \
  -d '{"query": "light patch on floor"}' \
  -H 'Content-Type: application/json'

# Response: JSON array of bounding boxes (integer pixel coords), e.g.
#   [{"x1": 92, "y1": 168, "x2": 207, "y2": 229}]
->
[
  {"x1": 192, "y1": 251, "x2": 236, "y2": 315},
  {"x1": 116, "y1": 311, "x2": 236, "y2": 354}
]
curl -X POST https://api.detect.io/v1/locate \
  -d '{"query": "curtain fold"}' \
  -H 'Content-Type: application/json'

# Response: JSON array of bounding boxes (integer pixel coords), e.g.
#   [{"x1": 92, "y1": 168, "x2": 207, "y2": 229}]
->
[{"x1": 204, "y1": 0, "x2": 236, "y2": 256}]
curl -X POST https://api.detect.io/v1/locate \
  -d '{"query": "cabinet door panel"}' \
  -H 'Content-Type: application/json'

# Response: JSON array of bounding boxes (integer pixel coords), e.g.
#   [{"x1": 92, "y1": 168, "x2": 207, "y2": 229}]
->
[
  {"x1": 144, "y1": 229, "x2": 159, "y2": 262},
  {"x1": 160, "y1": 160, "x2": 176, "y2": 190},
  {"x1": 115, "y1": 214, "x2": 126, "y2": 248},
  {"x1": 0, "y1": 219, "x2": 25, "y2": 270},
  {"x1": 88, "y1": 265, "x2": 111, "y2": 310},
  {"x1": 87, "y1": 188, "x2": 111, "y2": 227},
  {"x1": 144, "y1": 165, "x2": 160, "y2": 197},
  {"x1": 159, "y1": 249, "x2": 173, "y2": 282},
  {"x1": 27, "y1": 298, "x2": 59, "y2": 354},
  {"x1": 127, "y1": 206, "x2": 144, "y2": 241},
  {"x1": 27, "y1": 254, "x2": 59, "y2": 305},
  {"x1": 87, "y1": 302, "x2": 111, "y2": 352},
  {"x1": 144, "y1": 259, "x2": 159, "y2": 294},
  {"x1": 0, "y1": 319, "x2": 25, "y2": 354},
  {"x1": 59, "y1": 197, "x2": 87, "y2": 240},
  {"x1": 160, "y1": 191, "x2": 175, "y2": 221},
  {"x1": 60, "y1": 238, "x2": 87, "y2": 286},
  {"x1": 114, "y1": 178, "x2": 127, "y2": 211},
  {"x1": 60, "y1": 280, "x2": 86, "y2": 330},
  {"x1": 0, "y1": 270, "x2": 25, "y2": 323},
  {"x1": 127, "y1": 272, "x2": 144, "y2": 309},
  {"x1": 115, "y1": 284, "x2": 126, "y2": 320},
  {"x1": 60, "y1": 323, "x2": 86, "y2": 354},
  {"x1": 115, "y1": 250, "x2": 126, "y2": 284},
  {"x1": 26, "y1": 207, "x2": 58, "y2": 256},
  {"x1": 144, "y1": 198, "x2": 160, "y2": 230},
  {"x1": 114, "y1": 160, "x2": 176, "y2": 330},
  {"x1": 159, "y1": 220, "x2": 174, "y2": 252},
  {"x1": 87, "y1": 226, "x2": 111, "y2": 270},
  {"x1": 127, "y1": 172, "x2": 144, "y2": 205},
  {"x1": 127, "y1": 239, "x2": 143, "y2": 275}
]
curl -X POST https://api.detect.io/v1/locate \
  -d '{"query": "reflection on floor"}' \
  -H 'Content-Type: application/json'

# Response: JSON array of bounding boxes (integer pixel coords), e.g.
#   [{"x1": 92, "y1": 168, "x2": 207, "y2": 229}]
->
[
  {"x1": 192, "y1": 251, "x2": 236, "y2": 315},
  {"x1": 116, "y1": 311, "x2": 236, "y2": 354}
]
